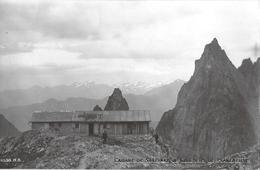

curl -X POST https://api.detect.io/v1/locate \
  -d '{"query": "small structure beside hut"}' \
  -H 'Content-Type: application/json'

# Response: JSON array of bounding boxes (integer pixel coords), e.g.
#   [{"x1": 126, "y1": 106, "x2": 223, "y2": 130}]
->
[{"x1": 30, "y1": 110, "x2": 151, "y2": 135}]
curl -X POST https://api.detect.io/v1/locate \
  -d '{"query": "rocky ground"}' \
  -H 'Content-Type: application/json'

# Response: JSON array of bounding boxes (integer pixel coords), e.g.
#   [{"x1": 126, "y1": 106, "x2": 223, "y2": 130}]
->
[
  {"x1": 208, "y1": 144, "x2": 260, "y2": 170},
  {"x1": 0, "y1": 130, "x2": 259, "y2": 169},
  {"x1": 0, "y1": 130, "x2": 174, "y2": 169}
]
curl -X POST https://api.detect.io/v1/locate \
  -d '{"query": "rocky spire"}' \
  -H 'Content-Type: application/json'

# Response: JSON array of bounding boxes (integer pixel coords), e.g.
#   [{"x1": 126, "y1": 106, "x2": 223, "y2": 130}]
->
[
  {"x1": 193, "y1": 38, "x2": 235, "y2": 77},
  {"x1": 104, "y1": 88, "x2": 129, "y2": 111},
  {"x1": 93, "y1": 105, "x2": 102, "y2": 111},
  {"x1": 192, "y1": 37, "x2": 248, "y2": 99},
  {"x1": 156, "y1": 38, "x2": 257, "y2": 161}
]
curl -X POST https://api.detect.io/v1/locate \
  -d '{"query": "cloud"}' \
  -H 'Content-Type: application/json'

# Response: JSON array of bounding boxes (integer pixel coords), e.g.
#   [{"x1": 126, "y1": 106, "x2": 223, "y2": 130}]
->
[
  {"x1": 0, "y1": 0, "x2": 259, "y2": 90},
  {"x1": 0, "y1": 56, "x2": 186, "y2": 90},
  {"x1": 0, "y1": 1, "x2": 101, "y2": 38},
  {"x1": 0, "y1": 1, "x2": 202, "y2": 55},
  {"x1": 0, "y1": 1, "x2": 103, "y2": 55}
]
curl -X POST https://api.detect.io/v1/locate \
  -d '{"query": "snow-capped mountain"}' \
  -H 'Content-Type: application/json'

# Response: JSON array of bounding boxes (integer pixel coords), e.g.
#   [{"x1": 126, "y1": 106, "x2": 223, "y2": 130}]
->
[
  {"x1": 112, "y1": 81, "x2": 165, "y2": 95},
  {"x1": 0, "y1": 80, "x2": 184, "y2": 109},
  {"x1": 70, "y1": 81, "x2": 167, "y2": 95},
  {"x1": 70, "y1": 81, "x2": 98, "y2": 88}
]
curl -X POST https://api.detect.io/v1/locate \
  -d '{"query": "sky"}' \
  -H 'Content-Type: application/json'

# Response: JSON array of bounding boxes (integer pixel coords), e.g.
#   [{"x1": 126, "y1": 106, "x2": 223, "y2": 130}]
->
[{"x1": 0, "y1": 0, "x2": 259, "y2": 91}]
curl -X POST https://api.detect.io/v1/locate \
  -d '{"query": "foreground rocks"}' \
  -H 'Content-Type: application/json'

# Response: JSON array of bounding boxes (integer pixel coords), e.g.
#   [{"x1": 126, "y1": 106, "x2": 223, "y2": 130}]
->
[
  {"x1": 0, "y1": 130, "x2": 171, "y2": 169},
  {"x1": 0, "y1": 130, "x2": 258, "y2": 169},
  {"x1": 208, "y1": 144, "x2": 260, "y2": 170}
]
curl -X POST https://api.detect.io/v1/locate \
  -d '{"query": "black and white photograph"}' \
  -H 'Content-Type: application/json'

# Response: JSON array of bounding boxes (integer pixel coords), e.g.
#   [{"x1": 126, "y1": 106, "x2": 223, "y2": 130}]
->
[{"x1": 0, "y1": 0, "x2": 259, "y2": 169}]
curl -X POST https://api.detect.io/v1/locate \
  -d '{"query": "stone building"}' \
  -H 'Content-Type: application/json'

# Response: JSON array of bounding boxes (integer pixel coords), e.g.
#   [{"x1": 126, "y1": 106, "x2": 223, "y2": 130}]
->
[{"x1": 30, "y1": 110, "x2": 151, "y2": 135}]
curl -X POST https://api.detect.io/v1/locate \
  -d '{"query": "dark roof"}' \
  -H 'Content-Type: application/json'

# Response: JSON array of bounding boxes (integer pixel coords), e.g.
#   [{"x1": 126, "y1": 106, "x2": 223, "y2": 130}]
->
[{"x1": 31, "y1": 110, "x2": 151, "y2": 123}]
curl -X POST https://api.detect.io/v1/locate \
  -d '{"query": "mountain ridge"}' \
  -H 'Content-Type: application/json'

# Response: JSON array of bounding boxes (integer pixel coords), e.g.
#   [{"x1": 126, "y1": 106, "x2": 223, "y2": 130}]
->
[
  {"x1": 1, "y1": 80, "x2": 184, "y2": 131},
  {"x1": 0, "y1": 81, "x2": 172, "y2": 109},
  {"x1": 156, "y1": 38, "x2": 257, "y2": 160}
]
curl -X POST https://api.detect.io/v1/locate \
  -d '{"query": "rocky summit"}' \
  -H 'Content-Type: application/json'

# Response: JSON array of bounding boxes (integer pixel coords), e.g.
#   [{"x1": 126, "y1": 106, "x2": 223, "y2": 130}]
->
[
  {"x1": 156, "y1": 38, "x2": 257, "y2": 161},
  {"x1": 104, "y1": 88, "x2": 129, "y2": 111},
  {"x1": 93, "y1": 105, "x2": 103, "y2": 111}
]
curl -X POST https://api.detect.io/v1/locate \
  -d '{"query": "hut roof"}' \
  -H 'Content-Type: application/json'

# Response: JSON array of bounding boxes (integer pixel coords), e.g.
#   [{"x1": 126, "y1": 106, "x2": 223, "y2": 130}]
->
[{"x1": 31, "y1": 110, "x2": 151, "y2": 123}]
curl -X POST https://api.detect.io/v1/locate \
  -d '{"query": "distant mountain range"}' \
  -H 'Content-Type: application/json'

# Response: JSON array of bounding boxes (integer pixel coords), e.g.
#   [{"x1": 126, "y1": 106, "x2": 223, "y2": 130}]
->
[
  {"x1": 0, "y1": 80, "x2": 185, "y2": 131},
  {"x1": 0, "y1": 81, "x2": 166, "y2": 109},
  {"x1": 0, "y1": 114, "x2": 20, "y2": 138}
]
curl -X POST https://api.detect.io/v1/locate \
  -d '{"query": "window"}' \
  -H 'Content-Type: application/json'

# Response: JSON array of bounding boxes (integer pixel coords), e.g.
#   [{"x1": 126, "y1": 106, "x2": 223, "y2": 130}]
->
[
  {"x1": 75, "y1": 123, "x2": 79, "y2": 129},
  {"x1": 58, "y1": 122, "x2": 62, "y2": 127}
]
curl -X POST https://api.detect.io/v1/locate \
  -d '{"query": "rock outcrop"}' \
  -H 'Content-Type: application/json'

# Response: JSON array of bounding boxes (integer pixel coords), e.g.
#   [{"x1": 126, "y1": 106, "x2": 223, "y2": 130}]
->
[
  {"x1": 0, "y1": 130, "x2": 170, "y2": 169},
  {"x1": 93, "y1": 105, "x2": 102, "y2": 111},
  {"x1": 104, "y1": 88, "x2": 129, "y2": 111},
  {"x1": 156, "y1": 38, "x2": 257, "y2": 161},
  {"x1": 0, "y1": 114, "x2": 20, "y2": 138},
  {"x1": 1, "y1": 129, "x2": 257, "y2": 169},
  {"x1": 238, "y1": 58, "x2": 259, "y2": 96},
  {"x1": 238, "y1": 57, "x2": 260, "y2": 137}
]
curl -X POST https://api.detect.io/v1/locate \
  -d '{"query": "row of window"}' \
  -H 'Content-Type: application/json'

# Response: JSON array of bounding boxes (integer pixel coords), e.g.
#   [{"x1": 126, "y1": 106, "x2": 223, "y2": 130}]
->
[
  {"x1": 49, "y1": 122, "x2": 62, "y2": 127},
  {"x1": 49, "y1": 122, "x2": 79, "y2": 129},
  {"x1": 48, "y1": 123, "x2": 147, "y2": 132}
]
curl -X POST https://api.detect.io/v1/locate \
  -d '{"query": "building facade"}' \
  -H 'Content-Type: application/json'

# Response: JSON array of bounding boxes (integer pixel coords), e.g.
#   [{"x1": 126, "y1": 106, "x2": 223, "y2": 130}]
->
[{"x1": 30, "y1": 110, "x2": 151, "y2": 135}]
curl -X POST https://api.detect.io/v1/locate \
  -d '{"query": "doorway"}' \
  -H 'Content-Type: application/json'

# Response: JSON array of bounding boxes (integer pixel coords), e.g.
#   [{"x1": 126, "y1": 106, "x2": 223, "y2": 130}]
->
[
  {"x1": 127, "y1": 123, "x2": 133, "y2": 134},
  {"x1": 89, "y1": 123, "x2": 94, "y2": 136}
]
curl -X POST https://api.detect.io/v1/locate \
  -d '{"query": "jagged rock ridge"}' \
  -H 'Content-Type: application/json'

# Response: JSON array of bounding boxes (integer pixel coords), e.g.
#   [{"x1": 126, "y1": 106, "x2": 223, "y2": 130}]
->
[
  {"x1": 104, "y1": 88, "x2": 129, "y2": 111},
  {"x1": 238, "y1": 57, "x2": 260, "y2": 137},
  {"x1": 156, "y1": 38, "x2": 257, "y2": 161},
  {"x1": 238, "y1": 58, "x2": 259, "y2": 97}
]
